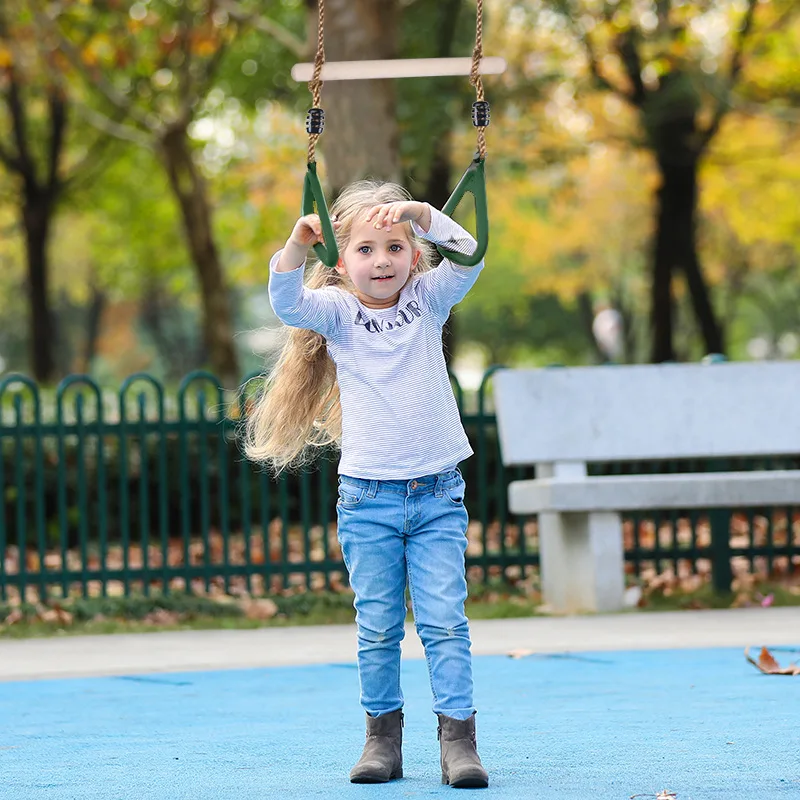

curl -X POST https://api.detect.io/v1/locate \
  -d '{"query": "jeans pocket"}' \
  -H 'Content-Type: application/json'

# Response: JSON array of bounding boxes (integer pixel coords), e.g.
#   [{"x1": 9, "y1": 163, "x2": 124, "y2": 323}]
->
[
  {"x1": 337, "y1": 484, "x2": 365, "y2": 507},
  {"x1": 444, "y1": 480, "x2": 466, "y2": 507}
]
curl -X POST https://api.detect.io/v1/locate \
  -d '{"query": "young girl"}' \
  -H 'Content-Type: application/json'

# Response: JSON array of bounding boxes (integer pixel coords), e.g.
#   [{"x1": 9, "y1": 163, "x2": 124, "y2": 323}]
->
[{"x1": 246, "y1": 180, "x2": 488, "y2": 789}]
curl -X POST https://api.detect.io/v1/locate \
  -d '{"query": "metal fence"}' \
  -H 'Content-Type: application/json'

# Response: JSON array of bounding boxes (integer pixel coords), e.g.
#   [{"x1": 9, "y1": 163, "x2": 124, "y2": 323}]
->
[{"x1": 1, "y1": 369, "x2": 798, "y2": 604}]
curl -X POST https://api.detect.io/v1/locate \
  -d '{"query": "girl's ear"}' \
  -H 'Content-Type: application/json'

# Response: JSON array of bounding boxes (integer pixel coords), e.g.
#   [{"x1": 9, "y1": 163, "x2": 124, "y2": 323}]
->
[
  {"x1": 335, "y1": 257, "x2": 347, "y2": 276},
  {"x1": 412, "y1": 250, "x2": 421, "y2": 269}
]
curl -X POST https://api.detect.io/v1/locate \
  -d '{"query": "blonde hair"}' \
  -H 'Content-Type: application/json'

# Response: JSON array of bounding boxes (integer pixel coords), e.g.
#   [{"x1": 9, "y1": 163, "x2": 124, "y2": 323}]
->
[{"x1": 245, "y1": 179, "x2": 434, "y2": 473}]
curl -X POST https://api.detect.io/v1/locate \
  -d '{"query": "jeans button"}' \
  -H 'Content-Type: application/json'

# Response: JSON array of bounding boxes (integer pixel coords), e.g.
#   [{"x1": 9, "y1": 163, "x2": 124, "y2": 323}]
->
[{"x1": 410, "y1": 480, "x2": 418, "y2": 489}]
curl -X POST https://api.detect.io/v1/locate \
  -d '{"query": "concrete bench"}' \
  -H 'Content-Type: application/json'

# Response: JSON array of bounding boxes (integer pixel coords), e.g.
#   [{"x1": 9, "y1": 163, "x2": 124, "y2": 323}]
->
[{"x1": 493, "y1": 362, "x2": 800, "y2": 614}]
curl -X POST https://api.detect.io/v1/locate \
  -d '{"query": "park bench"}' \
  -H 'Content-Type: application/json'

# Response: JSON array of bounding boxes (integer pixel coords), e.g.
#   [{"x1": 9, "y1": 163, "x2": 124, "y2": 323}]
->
[{"x1": 493, "y1": 362, "x2": 800, "y2": 614}]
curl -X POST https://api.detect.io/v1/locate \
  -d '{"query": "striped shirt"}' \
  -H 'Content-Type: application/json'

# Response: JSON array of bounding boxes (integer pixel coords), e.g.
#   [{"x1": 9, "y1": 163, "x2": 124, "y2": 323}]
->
[{"x1": 268, "y1": 206, "x2": 483, "y2": 480}]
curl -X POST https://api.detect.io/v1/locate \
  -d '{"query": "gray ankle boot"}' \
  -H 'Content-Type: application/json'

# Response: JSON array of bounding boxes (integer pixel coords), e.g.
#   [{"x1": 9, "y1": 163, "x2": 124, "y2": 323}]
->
[
  {"x1": 349, "y1": 709, "x2": 404, "y2": 783},
  {"x1": 438, "y1": 713, "x2": 489, "y2": 788}
]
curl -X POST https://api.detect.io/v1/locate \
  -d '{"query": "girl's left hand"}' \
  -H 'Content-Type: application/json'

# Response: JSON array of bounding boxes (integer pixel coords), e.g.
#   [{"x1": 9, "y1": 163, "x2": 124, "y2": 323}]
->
[{"x1": 365, "y1": 201, "x2": 431, "y2": 233}]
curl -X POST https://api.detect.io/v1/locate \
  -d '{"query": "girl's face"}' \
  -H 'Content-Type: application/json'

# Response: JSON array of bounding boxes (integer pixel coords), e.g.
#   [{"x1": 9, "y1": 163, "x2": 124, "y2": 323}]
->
[{"x1": 335, "y1": 216, "x2": 421, "y2": 309}]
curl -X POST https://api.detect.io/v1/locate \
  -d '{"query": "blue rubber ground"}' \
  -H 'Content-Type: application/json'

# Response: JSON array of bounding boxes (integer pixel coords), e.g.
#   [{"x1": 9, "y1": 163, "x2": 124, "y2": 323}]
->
[{"x1": 2, "y1": 648, "x2": 798, "y2": 799}]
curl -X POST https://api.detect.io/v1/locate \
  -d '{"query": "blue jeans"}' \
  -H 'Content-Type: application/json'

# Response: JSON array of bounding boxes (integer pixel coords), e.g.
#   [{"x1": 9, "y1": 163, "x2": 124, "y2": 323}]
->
[{"x1": 336, "y1": 469, "x2": 475, "y2": 721}]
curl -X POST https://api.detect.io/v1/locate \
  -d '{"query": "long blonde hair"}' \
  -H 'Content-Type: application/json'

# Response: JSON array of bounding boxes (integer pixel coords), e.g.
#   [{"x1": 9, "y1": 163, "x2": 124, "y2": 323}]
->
[{"x1": 245, "y1": 179, "x2": 434, "y2": 473}]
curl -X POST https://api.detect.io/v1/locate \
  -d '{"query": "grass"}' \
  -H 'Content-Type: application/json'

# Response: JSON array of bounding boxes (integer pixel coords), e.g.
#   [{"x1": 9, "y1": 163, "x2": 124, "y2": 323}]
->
[
  {"x1": 0, "y1": 586, "x2": 549, "y2": 639},
  {"x1": 637, "y1": 581, "x2": 800, "y2": 612},
  {"x1": 2, "y1": 578, "x2": 799, "y2": 639}
]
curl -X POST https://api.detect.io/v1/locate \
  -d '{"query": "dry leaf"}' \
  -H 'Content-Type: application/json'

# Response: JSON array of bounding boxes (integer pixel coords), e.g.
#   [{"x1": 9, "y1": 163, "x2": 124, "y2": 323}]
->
[
  {"x1": 144, "y1": 609, "x2": 183, "y2": 626},
  {"x1": 38, "y1": 605, "x2": 74, "y2": 626},
  {"x1": 507, "y1": 648, "x2": 534, "y2": 659},
  {"x1": 744, "y1": 646, "x2": 800, "y2": 676},
  {"x1": 242, "y1": 598, "x2": 279, "y2": 621},
  {"x1": 3, "y1": 609, "x2": 24, "y2": 626}
]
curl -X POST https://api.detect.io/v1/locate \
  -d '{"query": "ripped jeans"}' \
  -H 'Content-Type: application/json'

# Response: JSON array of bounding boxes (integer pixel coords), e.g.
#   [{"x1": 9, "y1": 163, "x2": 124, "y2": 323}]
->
[{"x1": 336, "y1": 469, "x2": 475, "y2": 721}]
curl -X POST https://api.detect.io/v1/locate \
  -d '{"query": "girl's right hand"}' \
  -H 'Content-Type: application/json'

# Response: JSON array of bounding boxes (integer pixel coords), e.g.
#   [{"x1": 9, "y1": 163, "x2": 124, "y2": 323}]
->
[
  {"x1": 288, "y1": 214, "x2": 327, "y2": 248},
  {"x1": 277, "y1": 213, "x2": 341, "y2": 273}
]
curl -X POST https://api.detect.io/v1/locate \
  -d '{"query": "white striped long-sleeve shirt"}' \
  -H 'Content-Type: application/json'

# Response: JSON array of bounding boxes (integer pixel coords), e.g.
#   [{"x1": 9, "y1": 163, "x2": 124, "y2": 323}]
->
[{"x1": 268, "y1": 206, "x2": 484, "y2": 480}]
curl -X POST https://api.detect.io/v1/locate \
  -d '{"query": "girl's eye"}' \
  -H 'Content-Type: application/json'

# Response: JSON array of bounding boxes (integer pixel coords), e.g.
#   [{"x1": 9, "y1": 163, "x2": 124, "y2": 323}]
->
[
  {"x1": 358, "y1": 246, "x2": 371, "y2": 254},
  {"x1": 389, "y1": 244, "x2": 403, "y2": 252}
]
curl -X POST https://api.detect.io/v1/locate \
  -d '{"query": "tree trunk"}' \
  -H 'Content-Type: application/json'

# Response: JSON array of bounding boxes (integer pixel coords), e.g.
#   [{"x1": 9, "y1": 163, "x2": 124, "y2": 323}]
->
[
  {"x1": 140, "y1": 284, "x2": 205, "y2": 380},
  {"x1": 652, "y1": 153, "x2": 724, "y2": 361},
  {"x1": 422, "y1": 0, "x2": 464, "y2": 365},
  {"x1": 83, "y1": 277, "x2": 106, "y2": 373},
  {"x1": 158, "y1": 124, "x2": 240, "y2": 388},
  {"x1": 7, "y1": 78, "x2": 67, "y2": 384},
  {"x1": 312, "y1": 0, "x2": 401, "y2": 192},
  {"x1": 427, "y1": 130, "x2": 458, "y2": 365},
  {"x1": 23, "y1": 191, "x2": 57, "y2": 382},
  {"x1": 650, "y1": 168, "x2": 677, "y2": 363}
]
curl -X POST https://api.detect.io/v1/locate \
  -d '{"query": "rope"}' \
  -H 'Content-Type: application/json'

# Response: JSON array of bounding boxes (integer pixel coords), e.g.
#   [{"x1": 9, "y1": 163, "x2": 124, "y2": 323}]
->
[
  {"x1": 306, "y1": 0, "x2": 485, "y2": 162},
  {"x1": 469, "y1": 0, "x2": 487, "y2": 160},
  {"x1": 307, "y1": 0, "x2": 326, "y2": 164}
]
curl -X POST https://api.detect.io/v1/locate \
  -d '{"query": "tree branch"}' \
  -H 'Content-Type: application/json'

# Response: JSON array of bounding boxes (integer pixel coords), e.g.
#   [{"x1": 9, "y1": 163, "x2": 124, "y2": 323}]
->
[
  {"x1": 191, "y1": 38, "x2": 231, "y2": 113},
  {"x1": 216, "y1": 0, "x2": 309, "y2": 57},
  {"x1": 61, "y1": 122, "x2": 122, "y2": 195},
  {"x1": 74, "y1": 103, "x2": 153, "y2": 149},
  {"x1": 584, "y1": 32, "x2": 638, "y2": 107},
  {"x1": 554, "y1": 0, "x2": 639, "y2": 108},
  {"x1": 614, "y1": 29, "x2": 647, "y2": 108},
  {"x1": 31, "y1": 4, "x2": 157, "y2": 133},
  {"x1": 46, "y1": 85, "x2": 67, "y2": 192},
  {"x1": 5, "y1": 66, "x2": 36, "y2": 183},
  {"x1": 699, "y1": 0, "x2": 758, "y2": 150},
  {"x1": 176, "y1": 4, "x2": 195, "y2": 122}
]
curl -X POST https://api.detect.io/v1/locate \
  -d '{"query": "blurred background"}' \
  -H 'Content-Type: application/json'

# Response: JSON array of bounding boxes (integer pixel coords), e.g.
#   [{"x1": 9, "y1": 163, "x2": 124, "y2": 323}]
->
[{"x1": 2, "y1": 0, "x2": 798, "y2": 392}]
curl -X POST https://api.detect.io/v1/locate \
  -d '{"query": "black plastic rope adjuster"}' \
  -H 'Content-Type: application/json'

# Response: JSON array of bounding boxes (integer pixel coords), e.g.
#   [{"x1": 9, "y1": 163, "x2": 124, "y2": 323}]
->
[
  {"x1": 306, "y1": 107, "x2": 325, "y2": 135},
  {"x1": 471, "y1": 100, "x2": 490, "y2": 128}
]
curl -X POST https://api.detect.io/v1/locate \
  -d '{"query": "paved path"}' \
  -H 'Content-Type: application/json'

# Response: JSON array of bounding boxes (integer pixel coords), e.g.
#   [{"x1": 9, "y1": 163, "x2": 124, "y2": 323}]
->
[{"x1": 1, "y1": 606, "x2": 798, "y2": 681}]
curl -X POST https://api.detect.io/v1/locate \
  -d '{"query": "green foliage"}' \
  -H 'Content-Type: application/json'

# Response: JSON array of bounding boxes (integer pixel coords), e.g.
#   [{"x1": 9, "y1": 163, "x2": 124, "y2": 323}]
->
[
  {"x1": 1, "y1": 0, "x2": 797, "y2": 377},
  {"x1": 396, "y1": 0, "x2": 477, "y2": 195},
  {"x1": 0, "y1": 590, "x2": 359, "y2": 630},
  {"x1": 67, "y1": 592, "x2": 244, "y2": 621},
  {"x1": 456, "y1": 292, "x2": 594, "y2": 365}
]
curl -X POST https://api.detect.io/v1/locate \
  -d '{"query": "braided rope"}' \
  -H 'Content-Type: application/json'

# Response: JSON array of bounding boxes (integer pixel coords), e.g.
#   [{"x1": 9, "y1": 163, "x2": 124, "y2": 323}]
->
[
  {"x1": 469, "y1": 0, "x2": 486, "y2": 160},
  {"x1": 307, "y1": 0, "x2": 325, "y2": 163}
]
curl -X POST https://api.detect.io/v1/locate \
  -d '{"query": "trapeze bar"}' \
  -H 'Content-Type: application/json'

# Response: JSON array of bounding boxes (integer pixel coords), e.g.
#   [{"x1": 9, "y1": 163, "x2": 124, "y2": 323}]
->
[{"x1": 291, "y1": 56, "x2": 507, "y2": 82}]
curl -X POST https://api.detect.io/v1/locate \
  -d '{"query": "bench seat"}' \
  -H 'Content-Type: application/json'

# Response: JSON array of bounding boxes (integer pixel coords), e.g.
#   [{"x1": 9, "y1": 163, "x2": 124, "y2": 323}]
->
[
  {"x1": 510, "y1": 469, "x2": 800, "y2": 514},
  {"x1": 494, "y1": 362, "x2": 800, "y2": 613}
]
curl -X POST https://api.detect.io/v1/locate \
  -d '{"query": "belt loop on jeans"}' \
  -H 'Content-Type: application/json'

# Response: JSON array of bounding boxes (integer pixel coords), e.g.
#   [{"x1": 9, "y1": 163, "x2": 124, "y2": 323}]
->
[
  {"x1": 434, "y1": 475, "x2": 444, "y2": 498},
  {"x1": 367, "y1": 480, "x2": 378, "y2": 498}
]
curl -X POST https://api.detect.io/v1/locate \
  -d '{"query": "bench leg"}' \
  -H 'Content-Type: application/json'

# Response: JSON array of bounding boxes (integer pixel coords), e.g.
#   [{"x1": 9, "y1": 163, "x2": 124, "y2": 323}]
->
[{"x1": 538, "y1": 511, "x2": 625, "y2": 613}]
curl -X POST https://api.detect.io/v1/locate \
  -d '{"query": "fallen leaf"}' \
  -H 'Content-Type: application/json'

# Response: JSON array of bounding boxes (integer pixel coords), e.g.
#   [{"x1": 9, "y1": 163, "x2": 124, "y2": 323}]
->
[
  {"x1": 143, "y1": 609, "x2": 183, "y2": 626},
  {"x1": 242, "y1": 598, "x2": 279, "y2": 621},
  {"x1": 38, "y1": 605, "x2": 74, "y2": 626},
  {"x1": 3, "y1": 609, "x2": 24, "y2": 626},
  {"x1": 744, "y1": 646, "x2": 800, "y2": 676},
  {"x1": 507, "y1": 648, "x2": 534, "y2": 659}
]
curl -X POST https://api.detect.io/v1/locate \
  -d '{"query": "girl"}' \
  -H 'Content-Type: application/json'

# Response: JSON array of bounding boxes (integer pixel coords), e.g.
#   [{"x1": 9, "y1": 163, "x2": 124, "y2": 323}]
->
[{"x1": 246, "y1": 180, "x2": 488, "y2": 789}]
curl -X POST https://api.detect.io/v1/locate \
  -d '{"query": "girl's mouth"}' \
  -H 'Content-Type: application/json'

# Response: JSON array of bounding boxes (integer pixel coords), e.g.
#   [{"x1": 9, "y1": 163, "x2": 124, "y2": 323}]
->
[{"x1": 373, "y1": 275, "x2": 394, "y2": 281}]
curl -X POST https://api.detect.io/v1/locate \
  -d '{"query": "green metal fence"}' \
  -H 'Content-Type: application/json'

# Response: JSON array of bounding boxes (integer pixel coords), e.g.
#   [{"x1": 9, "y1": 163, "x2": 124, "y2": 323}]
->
[{"x1": 1, "y1": 369, "x2": 798, "y2": 603}]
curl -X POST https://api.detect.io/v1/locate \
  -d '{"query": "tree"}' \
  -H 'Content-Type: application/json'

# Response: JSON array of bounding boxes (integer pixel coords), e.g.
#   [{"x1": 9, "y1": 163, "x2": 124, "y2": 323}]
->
[
  {"x1": 0, "y1": 3, "x2": 114, "y2": 381},
  {"x1": 535, "y1": 0, "x2": 774, "y2": 361},
  {"x1": 491, "y1": 0, "x2": 800, "y2": 361},
  {"x1": 700, "y1": 112, "x2": 800, "y2": 358},
  {"x1": 39, "y1": 0, "x2": 308, "y2": 387},
  {"x1": 307, "y1": 0, "x2": 401, "y2": 191}
]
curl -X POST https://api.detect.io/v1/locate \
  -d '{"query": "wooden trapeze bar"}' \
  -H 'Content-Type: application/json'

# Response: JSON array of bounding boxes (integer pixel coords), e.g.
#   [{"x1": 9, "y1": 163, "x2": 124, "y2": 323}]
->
[{"x1": 291, "y1": 56, "x2": 507, "y2": 82}]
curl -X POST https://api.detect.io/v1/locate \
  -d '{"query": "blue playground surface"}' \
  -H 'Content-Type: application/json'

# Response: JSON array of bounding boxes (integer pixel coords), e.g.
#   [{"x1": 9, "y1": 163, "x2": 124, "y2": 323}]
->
[{"x1": 2, "y1": 647, "x2": 798, "y2": 800}]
